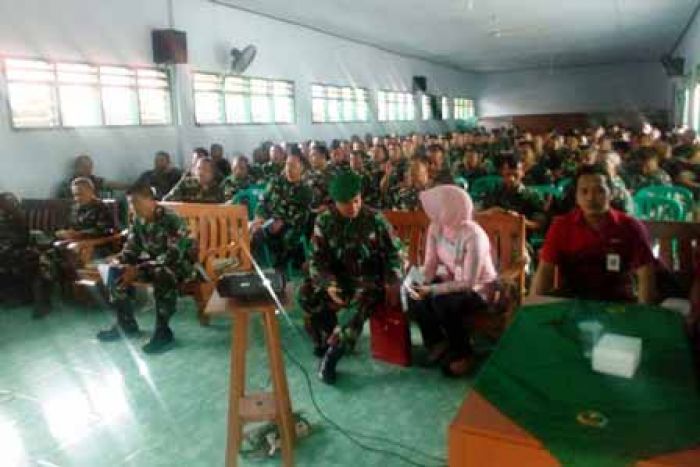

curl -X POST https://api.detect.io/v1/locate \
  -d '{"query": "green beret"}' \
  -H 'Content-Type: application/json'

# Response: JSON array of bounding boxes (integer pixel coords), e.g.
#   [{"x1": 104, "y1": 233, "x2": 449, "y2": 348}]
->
[{"x1": 329, "y1": 169, "x2": 362, "y2": 202}]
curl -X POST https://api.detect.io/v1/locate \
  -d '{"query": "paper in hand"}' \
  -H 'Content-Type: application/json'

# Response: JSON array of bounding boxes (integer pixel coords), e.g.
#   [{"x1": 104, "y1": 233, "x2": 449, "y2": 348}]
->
[{"x1": 97, "y1": 264, "x2": 123, "y2": 288}]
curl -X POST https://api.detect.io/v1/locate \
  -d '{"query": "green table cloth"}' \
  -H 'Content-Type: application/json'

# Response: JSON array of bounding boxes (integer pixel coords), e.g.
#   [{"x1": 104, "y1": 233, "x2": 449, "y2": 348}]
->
[{"x1": 473, "y1": 300, "x2": 700, "y2": 466}]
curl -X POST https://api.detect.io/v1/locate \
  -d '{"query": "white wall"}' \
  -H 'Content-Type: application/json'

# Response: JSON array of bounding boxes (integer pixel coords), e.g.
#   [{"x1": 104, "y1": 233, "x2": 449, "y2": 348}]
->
[
  {"x1": 0, "y1": 0, "x2": 481, "y2": 197},
  {"x1": 478, "y1": 62, "x2": 669, "y2": 119},
  {"x1": 675, "y1": 9, "x2": 700, "y2": 73},
  {"x1": 673, "y1": 8, "x2": 700, "y2": 128}
]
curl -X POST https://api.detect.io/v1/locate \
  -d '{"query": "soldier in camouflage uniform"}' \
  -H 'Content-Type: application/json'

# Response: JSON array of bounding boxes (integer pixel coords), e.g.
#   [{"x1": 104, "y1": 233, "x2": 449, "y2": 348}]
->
[
  {"x1": 163, "y1": 158, "x2": 224, "y2": 203},
  {"x1": 305, "y1": 145, "x2": 331, "y2": 211},
  {"x1": 251, "y1": 153, "x2": 313, "y2": 269},
  {"x1": 325, "y1": 141, "x2": 350, "y2": 180},
  {"x1": 349, "y1": 150, "x2": 380, "y2": 209},
  {"x1": 135, "y1": 151, "x2": 183, "y2": 200},
  {"x1": 0, "y1": 192, "x2": 37, "y2": 305},
  {"x1": 34, "y1": 177, "x2": 117, "y2": 318},
  {"x1": 261, "y1": 144, "x2": 287, "y2": 184},
  {"x1": 386, "y1": 158, "x2": 431, "y2": 211},
  {"x1": 427, "y1": 144, "x2": 455, "y2": 185},
  {"x1": 452, "y1": 148, "x2": 490, "y2": 186},
  {"x1": 482, "y1": 155, "x2": 548, "y2": 233},
  {"x1": 222, "y1": 156, "x2": 255, "y2": 201},
  {"x1": 57, "y1": 154, "x2": 127, "y2": 198},
  {"x1": 96, "y1": 183, "x2": 195, "y2": 354},
  {"x1": 298, "y1": 169, "x2": 403, "y2": 384},
  {"x1": 629, "y1": 147, "x2": 672, "y2": 192}
]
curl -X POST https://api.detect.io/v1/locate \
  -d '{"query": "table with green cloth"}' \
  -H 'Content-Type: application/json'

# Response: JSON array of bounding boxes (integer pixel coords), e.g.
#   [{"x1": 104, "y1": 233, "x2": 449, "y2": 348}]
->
[{"x1": 473, "y1": 300, "x2": 700, "y2": 467}]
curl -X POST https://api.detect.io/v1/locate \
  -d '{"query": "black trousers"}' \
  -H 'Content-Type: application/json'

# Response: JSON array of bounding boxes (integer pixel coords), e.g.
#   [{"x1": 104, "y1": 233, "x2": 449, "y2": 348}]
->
[{"x1": 408, "y1": 289, "x2": 486, "y2": 358}]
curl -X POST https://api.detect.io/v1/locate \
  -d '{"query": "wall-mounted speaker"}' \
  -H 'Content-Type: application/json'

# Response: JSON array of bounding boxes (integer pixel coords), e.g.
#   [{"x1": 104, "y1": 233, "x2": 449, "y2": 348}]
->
[
  {"x1": 152, "y1": 29, "x2": 188, "y2": 64},
  {"x1": 412, "y1": 75, "x2": 427, "y2": 93},
  {"x1": 660, "y1": 55, "x2": 684, "y2": 77}
]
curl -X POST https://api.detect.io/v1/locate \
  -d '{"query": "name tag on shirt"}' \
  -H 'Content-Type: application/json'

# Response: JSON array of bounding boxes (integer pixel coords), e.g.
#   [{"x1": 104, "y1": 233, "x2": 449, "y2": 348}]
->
[{"x1": 606, "y1": 254, "x2": 621, "y2": 272}]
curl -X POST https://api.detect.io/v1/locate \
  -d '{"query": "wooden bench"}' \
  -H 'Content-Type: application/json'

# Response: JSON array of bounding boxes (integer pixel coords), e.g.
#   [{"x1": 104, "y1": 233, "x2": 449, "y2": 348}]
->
[
  {"x1": 78, "y1": 202, "x2": 251, "y2": 325},
  {"x1": 383, "y1": 209, "x2": 527, "y2": 293},
  {"x1": 160, "y1": 202, "x2": 251, "y2": 325},
  {"x1": 21, "y1": 197, "x2": 121, "y2": 233},
  {"x1": 382, "y1": 209, "x2": 527, "y2": 339}
]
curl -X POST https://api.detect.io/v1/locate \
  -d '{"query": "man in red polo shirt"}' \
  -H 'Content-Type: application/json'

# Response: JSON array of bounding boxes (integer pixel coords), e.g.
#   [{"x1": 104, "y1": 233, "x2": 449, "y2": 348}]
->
[{"x1": 532, "y1": 164, "x2": 656, "y2": 303}]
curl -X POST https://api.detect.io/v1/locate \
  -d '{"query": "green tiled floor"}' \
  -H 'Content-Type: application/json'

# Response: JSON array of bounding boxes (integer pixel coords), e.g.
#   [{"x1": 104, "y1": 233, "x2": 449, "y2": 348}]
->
[{"x1": 0, "y1": 291, "x2": 470, "y2": 467}]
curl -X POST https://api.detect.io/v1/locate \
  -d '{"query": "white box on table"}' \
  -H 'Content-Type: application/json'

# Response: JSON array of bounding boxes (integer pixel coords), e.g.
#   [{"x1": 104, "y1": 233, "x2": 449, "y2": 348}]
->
[{"x1": 592, "y1": 333, "x2": 642, "y2": 379}]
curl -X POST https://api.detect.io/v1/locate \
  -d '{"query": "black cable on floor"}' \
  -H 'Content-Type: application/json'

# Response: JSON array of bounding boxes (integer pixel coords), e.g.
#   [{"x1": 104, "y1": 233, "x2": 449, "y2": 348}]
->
[{"x1": 280, "y1": 342, "x2": 447, "y2": 467}]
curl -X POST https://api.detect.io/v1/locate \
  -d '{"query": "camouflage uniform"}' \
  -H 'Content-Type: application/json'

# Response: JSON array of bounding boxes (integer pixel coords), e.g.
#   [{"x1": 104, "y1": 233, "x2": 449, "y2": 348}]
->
[
  {"x1": 0, "y1": 193, "x2": 36, "y2": 300},
  {"x1": 629, "y1": 169, "x2": 672, "y2": 191},
  {"x1": 136, "y1": 168, "x2": 183, "y2": 200},
  {"x1": 448, "y1": 147, "x2": 465, "y2": 167},
  {"x1": 253, "y1": 177, "x2": 313, "y2": 268},
  {"x1": 107, "y1": 205, "x2": 194, "y2": 332},
  {"x1": 432, "y1": 165, "x2": 455, "y2": 186},
  {"x1": 386, "y1": 185, "x2": 423, "y2": 211},
  {"x1": 325, "y1": 161, "x2": 351, "y2": 180},
  {"x1": 482, "y1": 184, "x2": 547, "y2": 223},
  {"x1": 248, "y1": 164, "x2": 265, "y2": 184},
  {"x1": 304, "y1": 168, "x2": 331, "y2": 210},
  {"x1": 221, "y1": 174, "x2": 255, "y2": 201},
  {"x1": 57, "y1": 175, "x2": 107, "y2": 199},
  {"x1": 356, "y1": 170, "x2": 382, "y2": 209},
  {"x1": 298, "y1": 205, "x2": 402, "y2": 352},
  {"x1": 261, "y1": 161, "x2": 285, "y2": 184},
  {"x1": 453, "y1": 163, "x2": 489, "y2": 186},
  {"x1": 523, "y1": 163, "x2": 553, "y2": 186},
  {"x1": 34, "y1": 199, "x2": 117, "y2": 309},
  {"x1": 162, "y1": 176, "x2": 224, "y2": 203}
]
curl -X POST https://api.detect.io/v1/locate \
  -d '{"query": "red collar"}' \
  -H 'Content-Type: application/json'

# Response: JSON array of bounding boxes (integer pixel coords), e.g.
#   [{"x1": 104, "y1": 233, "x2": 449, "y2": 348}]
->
[{"x1": 571, "y1": 207, "x2": 622, "y2": 228}]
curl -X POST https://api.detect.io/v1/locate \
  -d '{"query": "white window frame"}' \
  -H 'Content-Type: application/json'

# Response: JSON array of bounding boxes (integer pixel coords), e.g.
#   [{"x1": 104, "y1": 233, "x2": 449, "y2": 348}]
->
[
  {"x1": 453, "y1": 97, "x2": 475, "y2": 120},
  {"x1": 192, "y1": 72, "x2": 295, "y2": 125},
  {"x1": 441, "y1": 96, "x2": 451, "y2": 120},
  {"x1": 311, "y1": 83, "x2": 369, "y2": 123},
  {"x1": 3, "y1": 57, "x2": 172, "y2": 129},
  {"x1": 421, "y1": 94, "x2": 433, "y2": 121},
  {"x1": 377, "y1": 90, "x2": 415, "y2": 122}
]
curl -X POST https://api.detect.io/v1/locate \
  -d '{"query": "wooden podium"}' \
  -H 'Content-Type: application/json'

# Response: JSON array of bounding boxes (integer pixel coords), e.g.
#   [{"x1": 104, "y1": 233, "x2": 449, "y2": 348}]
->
[{"x1": 206, "y1": 286, "x2": 296, "y2": 467}]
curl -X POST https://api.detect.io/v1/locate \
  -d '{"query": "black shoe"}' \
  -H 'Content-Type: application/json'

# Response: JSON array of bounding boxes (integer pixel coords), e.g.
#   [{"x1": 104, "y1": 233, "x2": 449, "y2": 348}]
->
[
  {"x1": 313, "y1": 345, "x2": 328, "y2": 358},
  {"x1": 318, "y1": 345, "x2": 344, "y2": 385},
  {"x1": 96, "y1": 322, "x2": 140, "y2": 342},
  {"x1": 142, "y1": 327, "x2": 174, "y2": 354},
  {"x1": 32, "y1": 303, "x2": 51, "y2": 320}
]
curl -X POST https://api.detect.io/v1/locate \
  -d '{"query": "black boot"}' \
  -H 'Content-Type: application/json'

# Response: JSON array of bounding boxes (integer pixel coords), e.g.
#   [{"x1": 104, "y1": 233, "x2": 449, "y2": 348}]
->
[
  {"x1": 142, "y1": 304, "x2": 175, "y2": 354},
  {"x1": 318, "y1": 345, "x2": 345, "y2": 384},
  {"x1": 31, "y1": 278, "x2": 52, "y2": 320},
  {"x1": 97, "y1": 300, "x2": 139, "y2": 341}
]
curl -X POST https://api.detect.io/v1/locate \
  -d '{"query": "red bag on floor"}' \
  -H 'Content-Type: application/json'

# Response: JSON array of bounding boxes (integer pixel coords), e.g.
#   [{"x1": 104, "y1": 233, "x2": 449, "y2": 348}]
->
[{"x1": 370, "y1": 304, "x2": 411, "y2": 367}]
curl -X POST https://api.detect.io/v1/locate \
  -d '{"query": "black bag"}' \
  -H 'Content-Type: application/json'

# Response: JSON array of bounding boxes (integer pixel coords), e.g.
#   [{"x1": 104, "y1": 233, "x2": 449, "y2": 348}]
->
[{"x1": 216, "y1": 269, "x2": 285, "y2": 301}]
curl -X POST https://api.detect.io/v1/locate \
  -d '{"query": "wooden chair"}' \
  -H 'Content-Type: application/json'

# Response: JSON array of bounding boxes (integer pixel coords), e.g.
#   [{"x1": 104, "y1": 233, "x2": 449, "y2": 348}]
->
[
  {"x1": 382, "y1": 209, "x2": 430, "y2": 267},
  {"x1": 160, "y1": 202, "x2": 252, "y2": 325}
]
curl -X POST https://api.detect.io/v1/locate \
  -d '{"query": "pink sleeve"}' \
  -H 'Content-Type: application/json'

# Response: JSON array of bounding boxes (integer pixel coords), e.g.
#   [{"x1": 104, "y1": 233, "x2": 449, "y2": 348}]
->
[
  {"x1": 433, "y1": 228, "x2": 495, "y2": 296},
  {"x1": 422, "y1": 224, "x2": 438, "y2": 284}
]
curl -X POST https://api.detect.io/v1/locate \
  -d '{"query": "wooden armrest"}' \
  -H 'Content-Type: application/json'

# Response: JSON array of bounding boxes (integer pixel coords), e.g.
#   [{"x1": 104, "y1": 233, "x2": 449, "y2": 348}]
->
[{"x1": 68, "y1": 233, "x2": 123, "y2": 265}]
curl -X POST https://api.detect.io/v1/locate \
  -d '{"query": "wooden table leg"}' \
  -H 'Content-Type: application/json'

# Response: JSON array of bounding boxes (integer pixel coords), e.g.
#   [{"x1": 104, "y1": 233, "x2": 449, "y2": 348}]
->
[
  {"x1": 262, "y1": 308, "x2": 296, "y2": 467},
  {"x1": 226, "y1": 309, "x2": 249, "y2": 467}
]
